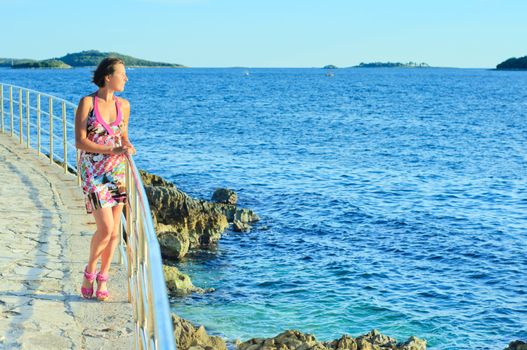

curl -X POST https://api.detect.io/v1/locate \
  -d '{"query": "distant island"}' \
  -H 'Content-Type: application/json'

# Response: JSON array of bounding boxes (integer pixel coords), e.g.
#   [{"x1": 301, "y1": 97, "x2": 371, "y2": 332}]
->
[
  {"x1": 496, "y1": 55, "x2": 527, "y2": 70},
  {"x1": 0, "y1": 50, "x2": 185, "y2": 69},
  {"x1": 0, "y1": 58, "x2": 37, "y2": 67},
  {"x1": 323, "y1": 65, "x2": 338, "y2": 69},
  {"x1": 354, "y1": 61, "x2": 430, "y2": 68},
  {"x1": 11, "y1": 59, "x2": 72, "y2": 69}
]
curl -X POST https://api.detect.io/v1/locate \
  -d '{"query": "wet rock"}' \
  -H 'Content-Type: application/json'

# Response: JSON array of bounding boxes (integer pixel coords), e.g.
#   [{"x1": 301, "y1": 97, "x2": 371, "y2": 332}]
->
[
  {"x1": 399, "y1": 336, "x2": 426, "y2": 350},
  {"x1": 505, "y1": 340, "x2": 527, "y2": 350},
  {"x1": 172, "y1": 313, "x2": 227, "y2": 350},
  {"x1": 220, "y1": 205, "x2": 260, "y2": 224},
  {"x1": 158, "y1": 231, "x2": 189, "y2": 259},
  {"x1": 212, "y1": 188, "x2": 238, "y2": 205},
  {"x1": 233, "y1": 220, "x2": 251, "y2": 233},
  {"x1": 163, "y1": 265, "x2": 205, "y2": 296}
]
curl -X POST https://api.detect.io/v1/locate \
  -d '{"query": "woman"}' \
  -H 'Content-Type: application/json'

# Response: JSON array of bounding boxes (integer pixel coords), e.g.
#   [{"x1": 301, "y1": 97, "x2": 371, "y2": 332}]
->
[{"x1": 75, "y1": 57, "x2": 136, "y2": 301}]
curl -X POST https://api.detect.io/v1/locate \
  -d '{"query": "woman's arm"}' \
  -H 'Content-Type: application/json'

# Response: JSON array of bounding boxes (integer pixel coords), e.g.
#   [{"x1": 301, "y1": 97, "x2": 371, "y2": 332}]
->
[{"x1": 75, "y1": 96, "x2": 124, "y2": 154}]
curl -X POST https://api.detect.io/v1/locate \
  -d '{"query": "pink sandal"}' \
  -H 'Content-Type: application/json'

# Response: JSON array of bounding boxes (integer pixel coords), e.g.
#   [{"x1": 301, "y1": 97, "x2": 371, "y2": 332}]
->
[
  {"x1": 96, "y1": 272, "x2": 110, "y2": 301},
  {"x1": 81, "y1": 266, "x2": 97, "y2": 299}
]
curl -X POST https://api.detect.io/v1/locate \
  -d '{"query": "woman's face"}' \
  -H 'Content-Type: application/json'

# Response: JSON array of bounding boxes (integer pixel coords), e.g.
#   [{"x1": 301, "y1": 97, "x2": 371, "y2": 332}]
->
[{"x1": 106, "y1": 63, "x2": 128, "y2": 91}]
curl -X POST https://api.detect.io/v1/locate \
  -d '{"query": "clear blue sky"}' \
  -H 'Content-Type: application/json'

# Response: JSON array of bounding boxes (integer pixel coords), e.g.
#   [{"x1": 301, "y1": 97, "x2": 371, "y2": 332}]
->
[{"x1": 2, "y1": 0, "x2": 526, "y2": 68}]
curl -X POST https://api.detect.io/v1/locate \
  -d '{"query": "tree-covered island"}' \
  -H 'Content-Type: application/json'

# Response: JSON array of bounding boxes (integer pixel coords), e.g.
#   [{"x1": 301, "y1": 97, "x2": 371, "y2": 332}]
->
[
  {"x1": 0, "y1": 50, "x2": 185, "y2": 69},
  {"x1": 496, "y1": 56, "x2": 527, "y2": 70},
  {"x1": 354, "y1": 61, "x2": 430, "y2": 68}
]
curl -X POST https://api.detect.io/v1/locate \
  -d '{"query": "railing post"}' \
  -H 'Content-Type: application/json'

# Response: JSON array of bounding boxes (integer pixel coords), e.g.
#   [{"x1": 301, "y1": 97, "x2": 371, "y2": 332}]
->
[
  {"x1": 62, "y1": 101, "x2": 67, "y2": 173},
  {"x1": 49, "y1": 97, "x2": 53, "y2": 164},
  {"x1": 118, "y1": 220, "x2": 124, "y2": 264},
  {"x1": 1, "y1": 84, "x2": 4, "y2": 133},
  {"x1": 126, "y1": 162, "x2": 133, "y2": 303},
  {"x1": 135, "y1": 187, "x2": 149, "y2": 350},
  {"x1": 9, "y1": 86, "x2": 13, "y2": 137},
  {"x1": 145, "y1": 245, "x2": 156, "y2": 346},
  {"x1": 37, "y1": 94, "x2": 41, "y2": 157},
  {"x1": 26, "y1": 90, "x2": 30, "y2": 148},
  {"x1": 76, "y1": 149, "x2": 81, "y2": 185},
  {"x1": 19, "y1": 88, "x2": 23, "y2": 144},
  {"x1": 74, "y1": 107, "x2": 80, "y2": 184}
]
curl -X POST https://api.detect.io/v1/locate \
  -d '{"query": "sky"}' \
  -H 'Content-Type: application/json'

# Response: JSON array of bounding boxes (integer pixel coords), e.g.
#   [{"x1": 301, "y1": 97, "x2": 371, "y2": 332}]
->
[{"x1": 1, "y1": 0, "x2": 526, "y2": 68}]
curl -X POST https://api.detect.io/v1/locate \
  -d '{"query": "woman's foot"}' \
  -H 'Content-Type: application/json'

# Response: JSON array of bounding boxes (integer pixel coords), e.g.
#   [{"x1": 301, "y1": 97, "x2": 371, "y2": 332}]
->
[
  {"x1": 81, "y1": 266, "x2": 97, "y2": 299},
  {"x1": 96, "y1": 272, "x2": 110, "y2": 301}
]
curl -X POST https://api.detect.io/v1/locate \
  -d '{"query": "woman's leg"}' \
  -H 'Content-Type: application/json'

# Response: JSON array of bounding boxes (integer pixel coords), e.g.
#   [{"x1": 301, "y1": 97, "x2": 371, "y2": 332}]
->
[
  {"x1": 96, "y1": 204, "x2": 125, "y2": 293},
  {"x1": 81, "y1": 207, "x2": 114, "y2": 291}
]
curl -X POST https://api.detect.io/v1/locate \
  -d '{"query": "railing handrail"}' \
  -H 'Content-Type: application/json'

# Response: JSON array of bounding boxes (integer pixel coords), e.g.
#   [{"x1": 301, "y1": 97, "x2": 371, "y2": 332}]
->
[
  {"x1": 126, "y1": 155, "x2": 176, "y2": 346},
  {"x1": 1, "y1": 82, "x2": 78, "y2": 108},
  {"x1": 0, "y1": 82, "x2": 176, "y2": 350}
]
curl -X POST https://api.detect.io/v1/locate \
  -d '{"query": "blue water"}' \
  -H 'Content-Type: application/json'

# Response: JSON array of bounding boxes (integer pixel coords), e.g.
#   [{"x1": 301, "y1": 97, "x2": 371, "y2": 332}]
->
[{"x1": 1, "y1": 67, "x2": 526, "y2": 349}]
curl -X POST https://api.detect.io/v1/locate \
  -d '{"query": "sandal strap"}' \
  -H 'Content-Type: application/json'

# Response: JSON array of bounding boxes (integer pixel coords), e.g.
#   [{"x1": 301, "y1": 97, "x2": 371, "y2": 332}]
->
[
  {"x1": 84, "y1": 266, "x2": 97, "y2": 282},
  {"x1": 96, "y1": 290, "x2": 109, "y2": 297},
  {"x1": 96, "y1": 272, "x2": 109, "y2": 282}
]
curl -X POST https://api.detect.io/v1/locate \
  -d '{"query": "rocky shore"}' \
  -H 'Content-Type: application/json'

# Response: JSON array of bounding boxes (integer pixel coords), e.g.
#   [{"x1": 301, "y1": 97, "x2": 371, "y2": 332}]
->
[
  {"x1": 237, "y1": 329, "x2": 427, "y2": 350},
  {"x1": 140, "y1": 170, "x2": 259, "y2": 260},
  {"x1": 139, "y1": 170, "x2": 430, "y2": 350},
  {"x1": 169, "y1": 325, "x2": 428, "y2": 350}
]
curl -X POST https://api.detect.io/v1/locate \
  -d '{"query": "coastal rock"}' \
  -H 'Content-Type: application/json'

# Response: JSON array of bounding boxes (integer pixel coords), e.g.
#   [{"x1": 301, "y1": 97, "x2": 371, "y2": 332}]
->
[
  {"x1": 139, "y1": 169, "x2": 259, "y2": 259},
  {"x1": 505, "y1": 340, "x2": 527, "y2": 350},
  {"x1": 222, "y1": 205, "x2": 260, "y2": 224},
  {"x1": 140, "y1": 170, "x2": 177, "y2": 188},
  {"x1": 158, "y1": 230, "x2": 189, "y2": 259},
  {"x1": 233, "y1": 219, "x2": 251, "y2": 233},
  {"x1": 274, "y1": 330, "x2": 319, "y2": 348},
  {"x1": 356, "y1": 329, "x2": 397, "y2": 348},
  {"x1": 162, "y1": 265, "x2": 207, "y2": 296},
  {"x1": 399, "y1": 336, "x2": 426, "y2": 350},
  {"x1": 172, "y1": 313, "x2": 227, "y2": 350},
  {"x1": 237, "y1": 329, "x2": 426, "y2": 350},
  {"x1": 212, "y1": 188, "x2": 238, "y2": 204},
  {"x1": 238, "y1": 330, "x2": 320, "y2": 350},
  {"x1": 324, "y1": 334, "x2": 358, "y2": 349},
  {"x1": 142, "y1": 180, "x2": 228, "y2": 257}
]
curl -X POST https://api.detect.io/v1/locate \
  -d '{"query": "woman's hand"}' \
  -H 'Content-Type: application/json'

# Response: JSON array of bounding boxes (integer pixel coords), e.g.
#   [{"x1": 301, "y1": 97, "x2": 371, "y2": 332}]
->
[
  {"x1": 110, "y1": 145, "x2": 131, "y2": 155},
  {"x1": 121, "y1": 140, "x2": 137, "y2": 156}
]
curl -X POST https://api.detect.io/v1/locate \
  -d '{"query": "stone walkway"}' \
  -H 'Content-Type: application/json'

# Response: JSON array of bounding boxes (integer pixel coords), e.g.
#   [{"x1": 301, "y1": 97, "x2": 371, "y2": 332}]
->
[{"x1": 0, "y1": 133, "x2": 134, "y2": 350}]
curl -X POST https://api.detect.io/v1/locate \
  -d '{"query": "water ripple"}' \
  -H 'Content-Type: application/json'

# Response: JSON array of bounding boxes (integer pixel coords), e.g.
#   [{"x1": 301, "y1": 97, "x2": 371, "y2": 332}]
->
[{"x1": 3, "y1": 67, "x2": 526, "y2": 350}]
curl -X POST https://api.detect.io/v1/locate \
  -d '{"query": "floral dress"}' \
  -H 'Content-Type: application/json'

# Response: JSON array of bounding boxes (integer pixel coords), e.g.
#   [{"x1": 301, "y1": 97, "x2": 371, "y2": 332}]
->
[{"x1": 78, "y1": 94, "x2": 127, "y2": 214}]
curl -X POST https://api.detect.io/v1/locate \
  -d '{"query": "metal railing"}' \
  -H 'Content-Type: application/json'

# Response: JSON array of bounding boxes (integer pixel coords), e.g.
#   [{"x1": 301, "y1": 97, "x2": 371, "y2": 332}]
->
[{"x1": 0, "y1": 83, "x2": 176, "y2": 350}]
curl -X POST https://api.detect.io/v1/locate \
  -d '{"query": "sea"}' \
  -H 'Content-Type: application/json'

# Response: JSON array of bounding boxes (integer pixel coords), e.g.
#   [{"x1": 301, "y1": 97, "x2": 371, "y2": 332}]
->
[{"x1": 1, "y1": 66, "x2": 526, "y2": 349}]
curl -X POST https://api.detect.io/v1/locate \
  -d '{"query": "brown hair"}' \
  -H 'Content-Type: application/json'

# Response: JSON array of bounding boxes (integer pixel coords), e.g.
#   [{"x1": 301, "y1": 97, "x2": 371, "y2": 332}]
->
[{"x1": 92, "y1": 57, "x2": 125, "y2": 87}]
